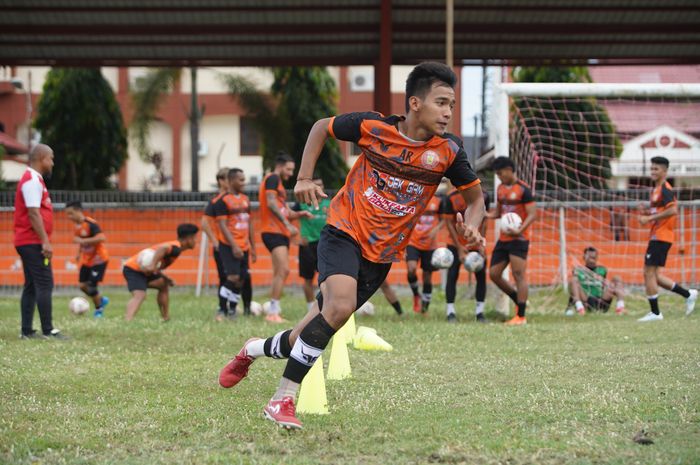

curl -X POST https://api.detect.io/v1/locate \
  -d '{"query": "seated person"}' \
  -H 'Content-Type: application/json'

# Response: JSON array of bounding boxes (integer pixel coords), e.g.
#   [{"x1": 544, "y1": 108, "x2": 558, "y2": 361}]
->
[{"x1": 566, "y1": 246, "x2": 625, "y2": 316}]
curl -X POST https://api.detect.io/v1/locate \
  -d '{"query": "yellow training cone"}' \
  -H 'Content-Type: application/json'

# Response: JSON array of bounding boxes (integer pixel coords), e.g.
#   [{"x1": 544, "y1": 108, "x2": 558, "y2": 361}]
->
[
  {"x1": 353, "y1": 327, "x2": 393, "y2": 352},
  {"x1": 345, "y1": 313, "x2": 357, "y2": 345},
  {"x1": 327, "y1": 335, "x2": 352, "y2": 380},
  {"x1": 296, "y1": 355, "x2": 329, "y2": 415}
]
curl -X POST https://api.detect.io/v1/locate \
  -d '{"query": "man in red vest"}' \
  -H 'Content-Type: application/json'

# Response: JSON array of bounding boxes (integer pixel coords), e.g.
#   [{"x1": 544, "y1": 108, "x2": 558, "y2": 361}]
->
[{"x1": 14, "y1": 144, "x2": 66, "y2": 339}]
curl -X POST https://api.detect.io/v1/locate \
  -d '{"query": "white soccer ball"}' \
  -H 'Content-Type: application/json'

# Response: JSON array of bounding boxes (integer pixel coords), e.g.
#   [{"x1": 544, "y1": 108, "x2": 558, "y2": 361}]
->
[
  {"x1": 463, "y1": 251, "x2": 485, "y2": 272},
  {"x1": 69, "y1": 296, "x2": 90, "y2": 315},
  {"x1": 431, "y1": 247, "x2": 454, "y2": 269},
  {"x1": 262, "y1": 301, "x2": 272, "y2": 315},
  {"x1": 137, "y1": 248, "x2": 157, "y2": 270},
  {"x1": 249, "y1": 301, "x2": 263, "y2": 316},
  {"x1": 501, "y1": 212, "x2": 523, "y2": 233},
  {"x1": 356, "y1": 301, "x2": 375, "y2": 316}
]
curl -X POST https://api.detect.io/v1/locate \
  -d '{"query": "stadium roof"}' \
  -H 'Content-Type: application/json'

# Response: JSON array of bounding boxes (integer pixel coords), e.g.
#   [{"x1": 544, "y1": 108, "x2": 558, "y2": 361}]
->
[{"x1": 2, "y1": 0, "x2": 700, "y2": 67}]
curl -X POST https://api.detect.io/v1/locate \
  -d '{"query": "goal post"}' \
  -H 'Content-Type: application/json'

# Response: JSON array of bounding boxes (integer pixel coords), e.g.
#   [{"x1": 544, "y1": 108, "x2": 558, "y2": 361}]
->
[{"x1": 490, "y1": 82, "x2": 700, "y2": 312}]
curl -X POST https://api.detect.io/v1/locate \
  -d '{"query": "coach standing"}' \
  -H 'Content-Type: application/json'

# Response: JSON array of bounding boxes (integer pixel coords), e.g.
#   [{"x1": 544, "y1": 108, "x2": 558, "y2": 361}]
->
[{"x1": 14, "y1": 144, "x2": 65, "y2": 339}]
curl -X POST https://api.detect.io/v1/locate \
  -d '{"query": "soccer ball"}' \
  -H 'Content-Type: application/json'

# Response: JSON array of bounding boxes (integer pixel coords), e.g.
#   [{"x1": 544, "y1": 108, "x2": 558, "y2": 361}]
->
[
  {"x1": 356, "y1": 301, "x2": 375, "y2": 316},
  {"x1": 69, "y1": 296, "x2": 90, "y2": 315},
  {"x1": 137, "y1": 248, "x2": 158, "y2": 270},
  {"x1": 431, "y1": 247, "x2": 454, "y2": 269},
  {"x1": 249, "y1": 301, "x2": 263, "y2": 316},
  {"x1": 501, "y1": 212, "x2": 523, "y2": 233},
  {"x1": 463, "y1": 251, "x2": 485, "y2": 272}
]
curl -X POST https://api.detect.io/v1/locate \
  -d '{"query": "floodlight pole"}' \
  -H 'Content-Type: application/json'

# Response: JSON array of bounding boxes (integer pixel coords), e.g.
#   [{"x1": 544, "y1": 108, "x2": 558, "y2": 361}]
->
[{"x1": 190, "y1": 67, "x2": 200, "y2": 192}]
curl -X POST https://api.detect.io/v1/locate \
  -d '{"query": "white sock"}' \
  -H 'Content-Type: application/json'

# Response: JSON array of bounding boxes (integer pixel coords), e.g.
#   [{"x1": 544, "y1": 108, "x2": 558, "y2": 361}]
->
[
  {"x1": 616, "y1": 299, "x2": 625, "y2": 309},
  {"x1": 270, "y1": 299, "x2": 281, "y2": 314},
  {"x1": 446, "y1": 303, "x2": 455, "y2": 315},
  {"x1": 423, "y1": 293, "x2": 432, "y2": 303},
  {"x1": 307, "y1": 301, "x2": 314, "y2": 311},
  {"x1": 475, "y1": 301, "x2": 485, "y2": 315},
  {"x1": 246, "y1": 339, "x2": 266, "y2": 359},
  {"x1": 273, "y1": 377, "x2": 300, "y2": 401},
  {"x1": 575, "y1": 300, "x2": 585, "y2": 312}
]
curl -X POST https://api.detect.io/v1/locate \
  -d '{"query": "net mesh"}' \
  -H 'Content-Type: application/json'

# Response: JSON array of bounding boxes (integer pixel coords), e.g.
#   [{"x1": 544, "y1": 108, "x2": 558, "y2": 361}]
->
[{"x1": 508, "y1": 95, "x2": 700, "y2": 289}]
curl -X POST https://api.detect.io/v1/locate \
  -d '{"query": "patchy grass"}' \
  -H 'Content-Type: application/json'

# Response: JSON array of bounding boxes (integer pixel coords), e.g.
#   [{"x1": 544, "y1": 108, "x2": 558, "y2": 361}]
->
[{"x1": 1, "y1": 287, "x2": 698, "y2": 464}]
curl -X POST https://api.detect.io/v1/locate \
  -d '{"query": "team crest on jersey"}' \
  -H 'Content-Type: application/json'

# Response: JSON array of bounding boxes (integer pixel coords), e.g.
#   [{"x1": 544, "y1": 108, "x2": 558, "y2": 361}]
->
[
  {"x1": 510, "y1": 192, "x2": 517, "y2": 199},
  {"x1": 421, "y1": 150, "x2": 439, "y2": 169}
]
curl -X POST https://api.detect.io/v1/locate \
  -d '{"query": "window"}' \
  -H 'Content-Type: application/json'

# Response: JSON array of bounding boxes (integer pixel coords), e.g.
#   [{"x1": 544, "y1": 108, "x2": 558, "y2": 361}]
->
[{"x1": 240, "y1": 117, "x2": 261, "y2": 156}]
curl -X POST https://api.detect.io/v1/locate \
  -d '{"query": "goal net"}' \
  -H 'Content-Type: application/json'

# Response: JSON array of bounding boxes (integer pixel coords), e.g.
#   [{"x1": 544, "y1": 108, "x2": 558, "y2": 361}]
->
[{"x1": 499, "y1": 84, "x2": 700, "y2": 293}]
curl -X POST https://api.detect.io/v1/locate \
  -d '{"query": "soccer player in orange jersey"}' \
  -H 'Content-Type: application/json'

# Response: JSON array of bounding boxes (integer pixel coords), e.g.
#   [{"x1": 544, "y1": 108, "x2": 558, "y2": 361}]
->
[
  {"x1": 218, "y1": 62, "x2": 485, "y2": 430},
  {"x1": 637, "y1": 156, "x2": 697, "y2": 322},
  {"x1": 487, "y1": 157, "x2": 537, "y2": 326},
  {"x1": 201, "y1": 168, "x2": 230, "y2": 319},
  {"x1": 259, "y1": 153, "x2": 312, "y2": 323},
  {"x1": 65, "y1": 200, "x2": 110, "y2": 318},
  {"x1": 212, "y1": 169, "x2": 257, "y2": 320},
  {"x1": 122, "y1": 224, "x2": 199, "y2": 322},
  {"x1": 405, "y1": 194, "x2": 444, "y2": 314},
  {"x1": 444, "y1": 183, "x2": 490, "y2": 322}
]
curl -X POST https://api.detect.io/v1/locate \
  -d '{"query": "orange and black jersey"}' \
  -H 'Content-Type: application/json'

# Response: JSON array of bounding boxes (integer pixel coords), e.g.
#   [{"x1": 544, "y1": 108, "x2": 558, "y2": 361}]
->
[
  {"x1": 75, "y1": 216, "x2": 109, "y2": 267},
  {"x1": 408, "y1": 195, "x2": 444, "y2": 251},
  {"x1": 123, "y1": 240, "x2": 182, "y2": 274},
  {"x1": 496, "y1": 180, "x2": 534, "y2": 242},
  {"x1": 259, "y1": 173, "x2": 289, "y2": 237},
  {"x1": 443, "y1": 189, "x2": 490, "y2": 250},
  {"x1": 212, "y1": 192, "x2": 251, "y2": 251},
  {"x1": 327, "y1": 111, "x2": 480, "y2": 263},
  {"x1": 649, "y1": 181, "x2": 676, "y2": 243},
  {"x1": 203, "y1": 192, "x2": 226, "y2": 242}
]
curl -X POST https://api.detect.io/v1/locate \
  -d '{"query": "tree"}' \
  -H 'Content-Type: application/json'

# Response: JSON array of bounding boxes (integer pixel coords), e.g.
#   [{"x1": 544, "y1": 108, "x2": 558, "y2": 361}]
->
[
  {"x1": 34, "y1": 69, "x2": 127, "y2": 190},
  {"x1": 511, "y1": 66, "x2": 622, "y2": 191}
]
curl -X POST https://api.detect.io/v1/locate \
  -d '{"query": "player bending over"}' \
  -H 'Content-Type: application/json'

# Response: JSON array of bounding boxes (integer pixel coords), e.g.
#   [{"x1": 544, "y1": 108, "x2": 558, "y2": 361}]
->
[
  {"x1": 65, "y1": 200, "x2": 110, "y2": 318},
  {"x1": 122, "y1": 223, "x2": 199, "y2": 322},
  {"x1": 564, "y1": 246, "x2": 626, "y2": 316},
  {"x1": 218, "y1": 62, "x2": 485, "y2": 430}
]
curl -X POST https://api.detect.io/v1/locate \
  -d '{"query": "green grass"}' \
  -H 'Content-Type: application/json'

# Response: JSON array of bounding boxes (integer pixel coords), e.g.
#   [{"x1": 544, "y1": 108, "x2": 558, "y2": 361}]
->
[{"x1": 1, "y1": 288, "x2": 699, "y2": 465}]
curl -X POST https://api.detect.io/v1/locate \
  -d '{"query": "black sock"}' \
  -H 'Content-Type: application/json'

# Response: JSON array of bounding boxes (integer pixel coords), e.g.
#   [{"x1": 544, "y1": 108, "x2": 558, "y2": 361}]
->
[
  {"x1": 671, "y1": 283, "x2": 690, "y2": 299},
  {"x1": 508, "y1": 291, "x2": 518, "y2": 305},
  {"x1": 567, "y1": 296, "x2": 575, "y2": 307},
  {"x1": 242, "y1": 274, "x2": 252, "y2": 311},
  {"x1": 218, "y1": 295, "x2": 228, "y2": 313},
  {"x1": 408, "y1": 275, "x2": 420, "y2": 297},
  {"x1": 422, "y1": 282, "x2": 433, "y2": 297},
  {"x1": 391, "y1": 300, "x2": 403, "y2": 315},
  {"x1": 517, "y1": 302, "x2": 527, "y2": 318},
  {"x1": 648, "y1": 295, "x2": 660, "y2": 315},
  {"x1": 283, "y1": 314, "x2": 336, "y2": 384},
  {"x1": 263, "y1": 330, "x2": 293, "y2": 359}
]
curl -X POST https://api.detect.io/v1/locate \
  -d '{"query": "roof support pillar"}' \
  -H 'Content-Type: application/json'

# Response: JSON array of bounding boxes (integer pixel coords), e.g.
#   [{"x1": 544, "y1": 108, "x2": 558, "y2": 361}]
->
[{"x1": 374, "y1": 0, "x2": 392, "y2": 115}]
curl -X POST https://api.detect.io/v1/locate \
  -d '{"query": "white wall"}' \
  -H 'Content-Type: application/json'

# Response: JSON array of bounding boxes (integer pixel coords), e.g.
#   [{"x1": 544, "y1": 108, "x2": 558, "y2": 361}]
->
[{"x1": 180, "y1": 67, "x2": 274, "y2": 94}]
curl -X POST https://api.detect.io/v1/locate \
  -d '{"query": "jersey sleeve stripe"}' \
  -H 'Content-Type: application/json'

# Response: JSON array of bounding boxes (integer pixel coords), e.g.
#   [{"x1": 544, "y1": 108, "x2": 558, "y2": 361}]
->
[
  {"x1": 327, "y1": 116, "x2": 336, "y2": 139},
  {"x1": 455, "y1": 179, "x2": 481, "y2": 191}
]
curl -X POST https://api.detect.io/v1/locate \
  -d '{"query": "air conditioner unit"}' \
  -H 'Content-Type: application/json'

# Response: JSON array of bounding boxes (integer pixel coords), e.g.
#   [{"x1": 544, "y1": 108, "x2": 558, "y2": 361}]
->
[
  {"x1": 349, "y1": 69, "x2": 374, "y2": 92},
  {"x1": 197, "y1": 141, "x2": 208, "y2": 157}
]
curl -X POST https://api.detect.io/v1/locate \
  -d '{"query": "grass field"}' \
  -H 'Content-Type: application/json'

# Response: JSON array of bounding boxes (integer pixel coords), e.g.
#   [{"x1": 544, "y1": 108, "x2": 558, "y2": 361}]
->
[{"x1": 1, "y1": 287, "x2": 699, "y2": 465}]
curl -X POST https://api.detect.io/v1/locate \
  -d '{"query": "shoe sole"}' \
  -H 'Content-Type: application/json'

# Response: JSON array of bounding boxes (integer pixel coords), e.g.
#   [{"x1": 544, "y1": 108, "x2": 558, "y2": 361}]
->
[{"x1": 263, "y1": 410, "x2": 302, "y2": 430}]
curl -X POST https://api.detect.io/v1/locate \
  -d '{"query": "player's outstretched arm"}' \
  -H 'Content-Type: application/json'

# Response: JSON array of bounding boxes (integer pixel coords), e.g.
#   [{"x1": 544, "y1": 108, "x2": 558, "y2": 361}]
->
[{"x1": 294, "y1": 118, "x2": 331, "y2": 209}]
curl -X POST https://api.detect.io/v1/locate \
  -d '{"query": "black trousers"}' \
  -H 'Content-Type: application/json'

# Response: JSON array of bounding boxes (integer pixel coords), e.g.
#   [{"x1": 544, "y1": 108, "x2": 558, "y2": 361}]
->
[{"x1": 16, "y1": 244, "x2": 54, "y2": 335}]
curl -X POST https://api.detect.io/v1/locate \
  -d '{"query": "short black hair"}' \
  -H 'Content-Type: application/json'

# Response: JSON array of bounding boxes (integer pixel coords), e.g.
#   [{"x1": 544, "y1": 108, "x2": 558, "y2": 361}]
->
[
  {"x1": 177, "y1": 223, "x2": 199, "y2": 239},
  {"x1": 651, "y1": 156, "x2": 670, "y2": 168},
  {"x1": 65, "y1": 200, "x2": 82, "y2": 210},
  {"x1": 405, "y1": 62, "x2": 457, "y2": 113},
  {"x1": 228, "y1": 168, "x2": 243, "y2": 180},
  {"x1": 584, "y1": 246, "x2": 597, "y2": 255},
  {"x1": 491, "y1": 157, "x2": 515, "y2": 171},
  {"x1": 216, "y1": 167, "x2": 229, "y2": 180},
  {"x1": 275, "y1": 151, "x2": 294, "y2": 166}
]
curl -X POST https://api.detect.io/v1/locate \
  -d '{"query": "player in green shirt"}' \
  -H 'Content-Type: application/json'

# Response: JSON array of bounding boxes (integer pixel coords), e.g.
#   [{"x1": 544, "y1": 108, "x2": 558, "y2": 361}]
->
[
  {"x1": 292, "y1": 178, "x2": 331, "y2": 311},
  {"x1": 565, "y1": 246, "x2": 626, "y2": 315}
]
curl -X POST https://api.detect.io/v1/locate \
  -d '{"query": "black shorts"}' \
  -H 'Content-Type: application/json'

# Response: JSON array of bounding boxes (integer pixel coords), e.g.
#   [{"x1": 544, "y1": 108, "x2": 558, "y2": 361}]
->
[
  {"x1": 586, "y1": 295, "x2": 612, "y2": 313},
  {"x1": 219, "y1": 244, "x2": 250, "y2": 278},
  {"x1": 213, "y1": 247, "x2": 226, "y2": 284},
  {"x1": 79, "y1": 262, "x2": 108, "y2": 285},
  {"x1": 123, "y1": 266, "x2": 162, "y2": 292},
  {"x1": 299, "y1": 241, "x2": 319, "y2": 280},
  {"x1": 316, "y1": 225, "x2": 392, "y2": 311},
  {"x1": 644, "y1": 240, "x2": 672, "y2": 267},
  {"x1": 491, "y1": 240, "x2": 529, "y2": 266},
  {"x1": 405, "y1": 245, "x2": 435, "y2": 272},
  {"x1": 262, "y1": 232, "x2": 290, "y2": 253}
]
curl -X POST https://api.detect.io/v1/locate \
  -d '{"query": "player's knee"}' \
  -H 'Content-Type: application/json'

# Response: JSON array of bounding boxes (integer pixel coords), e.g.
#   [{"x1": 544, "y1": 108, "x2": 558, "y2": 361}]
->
[
  {"x1": 512, "y1": 268, "x2": 526, "y2": 281},
  {"x1": 489, "y1": 268, "x2": 501, "y2": 281},
  {"x1": 324, "y1": 298, "x2": 356, "y2": 320}
]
